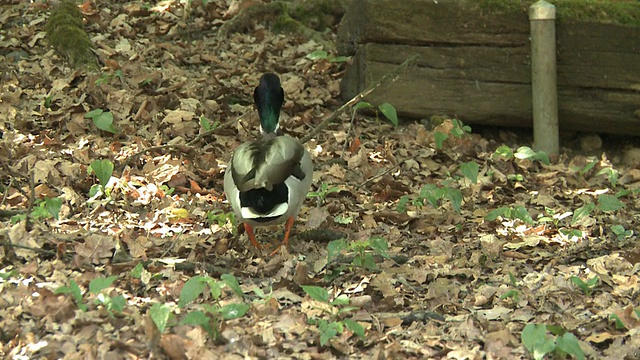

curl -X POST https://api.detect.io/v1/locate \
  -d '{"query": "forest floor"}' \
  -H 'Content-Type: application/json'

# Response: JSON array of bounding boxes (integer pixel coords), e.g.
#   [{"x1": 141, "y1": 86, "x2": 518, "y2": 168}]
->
[{"x1": 1, "y1": 0, "x2": 640, "y2": 359}]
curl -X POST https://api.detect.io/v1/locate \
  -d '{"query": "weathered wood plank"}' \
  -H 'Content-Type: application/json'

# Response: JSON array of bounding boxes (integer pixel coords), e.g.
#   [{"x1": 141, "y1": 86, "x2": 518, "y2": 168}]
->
[{"x1": 338, "y1": 0, "x2": 640, "y2": 135}]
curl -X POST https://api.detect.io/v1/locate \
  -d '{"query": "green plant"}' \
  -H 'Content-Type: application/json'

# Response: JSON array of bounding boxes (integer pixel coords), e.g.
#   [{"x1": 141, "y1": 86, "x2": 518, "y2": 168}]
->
[
  {"x1": 149, "y1": 274, "x2": 249, "y2": 339},
  {"x1": 571, "y1": 194, "x2": 626, "y2": 225},
  {"x1": 307, "y1": 182, "x2": 340, "y2": 206},
  {"x1": 492, "y1": 144, "x2": 550, "y2": 165},
  {"x1": 353, "y1": 101, "x2": 398, "y2": 126},
  {"x1": 570, "y1": 275, "x2": 599, "y2": 297},
  {"x1": 88, "y1": 159, "x2": 115, "y2": 200},
  {"x1": 398, "y1": 184, "x2": 463, "y2": 213},
  {"x1": 85, "y1": 108, "x2": 116, "y2": 133},
  {"x1": 486, "y1": 205, "x2": 534, "y2": 225},
  {"x1": 200, "y1": 116, "x2": 220, "y2": 132},
  {"x1": 521, "y1": 324, "x2": 584, "y2": 360},
  {"x1": 206, "y1": 210, "x2": 237, "y2": 234},
  {"x1": 611, "y1": 224, "x2": 633, "y2": 240},
  {"x1": 55, "y1": 276, "x2": 124, "y2": 315},
  {"x1": 514, "y1": 146, "x2": 550, "y2": 165},
  {"x1": 460, "y1": 161, "x2": 479, "y2": 184},
  {"x1": 301, "y1": 285, "x2": 365, "y2": 346},
  {"x1": 95, "y1": 70, "x2": 125, "y2": 86},
  {"x1": 500, "y1": 272, "x2": 521, "y2": 304},
  {"x1": 325, "y1": 237, "x2": 391, "y2": 281},
  {"x1": 577, "y1": 159, "x2": 598, "y2": 176},
  {"x1": 597, "y1": 167, "x2": 619, "y2": 187},
  {"x1": 492, "y1": 144, "x2": 514, "y2": 160},
  {"x1": 10, "y1": 196, "x2": 63, "y2": 224},
  {"x1": 159, "y1": 184, "x2": 175, "y2": 196},
  {"x1": 433, "y1": 118, "x2": 472, "y2": 149},
  {"x1": 306, "y1": 49, "x2": 349, "y2": 63}
]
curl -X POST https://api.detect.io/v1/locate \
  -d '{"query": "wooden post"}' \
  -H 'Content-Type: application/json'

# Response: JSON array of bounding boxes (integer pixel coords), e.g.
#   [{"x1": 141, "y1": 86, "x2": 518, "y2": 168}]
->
[{"x1": 530, "y1": 0, "x2": 559, "y2": 156}]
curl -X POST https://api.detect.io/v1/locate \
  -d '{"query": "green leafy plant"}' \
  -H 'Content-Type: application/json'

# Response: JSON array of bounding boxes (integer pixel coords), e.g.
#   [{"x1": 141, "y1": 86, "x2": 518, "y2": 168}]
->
[
  {"x1": 577, "y1": 159, "x2": 598, "y2": 176},
  {"x1": 514, "y1": 146, "x2": 550, "y2": 165},
  {"x1": 301, "y1": 285, "x2": 365, "y2": 346},
  {"x1": 325, "y1": 237, "x2": 391, "y2": 281},
  {"x1": 486, "y1": 205, "x2": 534, "y2": 225},
  {"x1": 571, "y1": 194, "x2": 625, "y2": 225},
  {"x1": 460, "y1": 161, "x2": 479, "y2": 184},
  {"x1": 206, "y1": 209, "x2": 237, "y2": 234},
  {"x1": 0, "y1": 269, "x2": 18, "y2": 280},
  {"x1": 611, "y1": 224, "x2": 633, "y2": 240},
  {"x1": 149, "y1": 274, "x2": 249, "y2": 339},
  {"x1": 398, "y1": 184, "x2": 463, "y2": 213},
  {"x1": 433, "y1": 118, "x2": 472, "y2": 149},
  {"x1": 308, "y1": 182, "x2": 340, "y2": 206},
  {"x1": 88, "y1": 159, "x2": 115, "y2": 199},
  {"x1": 570, "y1": 275, "x2": 599, "y2": 297},
  {"x1": 596, "y1": 167, "x2": 619, "y2": 187},
  {"x1": 200, "y1": 116, "x2": 220, "y2": 132},
  {"x1": 353, "y1": 101, "x2": 398, "y2": 126},
  {"x1": 159, "y1": 184, "x2": 175, "y2": 196},
  {"x1": 521, "y1": 324, "x2": 584, "y2": 360},
  {"x1": 500, "y1": 272, "x2": 521, "y2": 304},
  {"x1": 11, "y1": 196, "x2": 63, "y2": 224},
  {"x1": 95, "y1": 69, "x2": 125, "y2": 86},
  {"x1": 85, "y1": 109, "x2": 116, "y2": 133},
  {"x1": 492, "y1": 145, "x2": 514, "y2": 160},
  {"x1": 306, "y1": 49, "x2": 349, "y2": 63},
  {"x1": 56, "y1": 276, "x2": 124, "y2": 315}
]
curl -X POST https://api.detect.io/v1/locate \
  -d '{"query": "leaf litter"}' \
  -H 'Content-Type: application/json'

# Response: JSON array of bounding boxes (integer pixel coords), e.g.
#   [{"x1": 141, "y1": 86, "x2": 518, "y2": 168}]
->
[{"x1": 0, "y1": 0, "x2": 639, "y2": 359}]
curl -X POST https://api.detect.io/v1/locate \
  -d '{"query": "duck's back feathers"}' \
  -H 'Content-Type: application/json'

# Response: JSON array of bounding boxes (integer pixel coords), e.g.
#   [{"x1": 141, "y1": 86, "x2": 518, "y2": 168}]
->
[{"x1": 230, "y1": 135, "x2": 307, "y2": 192}]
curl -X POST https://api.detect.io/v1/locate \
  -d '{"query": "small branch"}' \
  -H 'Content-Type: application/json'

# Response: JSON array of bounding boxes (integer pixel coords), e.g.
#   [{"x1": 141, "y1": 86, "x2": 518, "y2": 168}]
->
[
  {"x1": 299, "y1": 54, "x2": 419, "y2": 144},
  {"x1": 0, "y1": 240, "x2": 57, "y2": 257}
]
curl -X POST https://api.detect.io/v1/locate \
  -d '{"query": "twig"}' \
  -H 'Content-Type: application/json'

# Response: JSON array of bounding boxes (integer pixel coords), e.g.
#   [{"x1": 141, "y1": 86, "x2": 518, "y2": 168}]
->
[
  {"x1": 0, "y1": 240, "x2": 57, "y2": 257},
  {"x1": 299, "y1": 54, "x2": 419, "y2": 144},
  {"x1": 359, "y1": 154, "x2": 420, "y2": 188}
]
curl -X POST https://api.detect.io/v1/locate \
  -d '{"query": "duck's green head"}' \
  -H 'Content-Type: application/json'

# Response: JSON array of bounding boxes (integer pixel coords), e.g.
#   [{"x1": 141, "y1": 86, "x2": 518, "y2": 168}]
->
[{"x1": 254, "y1": 73, "x2": 284, "y2": 134}]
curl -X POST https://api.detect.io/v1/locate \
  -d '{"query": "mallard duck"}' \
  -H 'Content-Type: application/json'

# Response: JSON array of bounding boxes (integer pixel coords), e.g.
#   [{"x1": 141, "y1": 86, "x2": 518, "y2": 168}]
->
[{"x1": 224, "y1": 73, "x2": 313, "y2": 253}]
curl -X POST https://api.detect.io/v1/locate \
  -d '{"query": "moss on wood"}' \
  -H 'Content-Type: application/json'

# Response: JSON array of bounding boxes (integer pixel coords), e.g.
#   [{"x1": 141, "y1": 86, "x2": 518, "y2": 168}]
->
[{"x1": 45, "y1": 0, "x2": 97, "y2": 69}]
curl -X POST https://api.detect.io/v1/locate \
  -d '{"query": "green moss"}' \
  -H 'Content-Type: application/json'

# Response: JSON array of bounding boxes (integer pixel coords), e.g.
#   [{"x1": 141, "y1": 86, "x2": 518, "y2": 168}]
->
[
  {"x1": 478, "y1": 0, "x2": 640, "y2": 27},
  {"x1": 45, "y1": 0, "x2": 96, "y2": 69}
]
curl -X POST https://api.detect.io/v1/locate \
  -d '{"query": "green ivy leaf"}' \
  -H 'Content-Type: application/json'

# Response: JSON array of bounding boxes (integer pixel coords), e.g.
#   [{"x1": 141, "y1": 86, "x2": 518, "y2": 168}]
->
[
  {"x1": 108, "y1": 295, "x2": 126, "y2": 313},
  {"x1": 179, "y1": 276, "x2": 207, "y2": 308},
  {"x1": 571, "y1": 203, "x2": 595, "y2": 225},
  {"x1": 45, "y1": 197, "x2": 63, "y2": 220},
  {"x1": 200, "y1": 116, "x2": 211, "y2": 132},
  {"x1": 307, "y1": 50, "x2": 328, "y2": 60},
  {"x1": 149, "y1": 303, "x2": 172, "y2": 333},
  {"x1": 89, "y1": 276, "x2": 118, "y2": 294},
  {"x1": 89, "y1": 159, "x2": 114, "y2": 190},
  {"x1": 343, "y1": 318, "x2": 365, "y2": 339},
  {"x1": 556, "y1": 332, "x2": 585, "y2": 360},
  {"x1": 86, "y1": 109, "x2": 116, "y2": 133},
  {"x1": 521, "y1": 324, "x2": 554, "y2": 360},
  {"x1": 327, "y1": 239, "x2": 347, "y2": 263},
  {"x1": 597, "y1": 194, "x2": 625, "y2": 212},
  {"x1": 434, "y1": 131, "x2": 448, "y2": 149},
  {"x1": 221, "y1": 274, "x2": 244, "y2": 298},
  {"x1": 353, "y1": 101, "x2": 373, "y2": 111},
  {"x1": 378, "y1": 103, "x2": 398, "y2": 126},
  {"x1": 486, "y1": 207, "x2": 510, "y2": 221},
  {"x1": 301, "y1": 285, "x2": 330, "y2": 303},
  {"x1": 219, "y1": 303, "x2": 250, "y2": 320},
  {"x1": 493, "y1": 145, "x2": 514, "y2": 159},
  {"x1": 460, "y1": 161, "x2": 479, "y2": 184}
]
